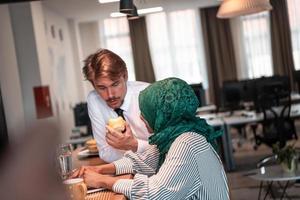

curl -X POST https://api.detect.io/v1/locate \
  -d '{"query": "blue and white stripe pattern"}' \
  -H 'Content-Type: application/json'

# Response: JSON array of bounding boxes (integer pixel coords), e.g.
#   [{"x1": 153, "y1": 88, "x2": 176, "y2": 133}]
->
[{"x1": 113, "y1": 132, "x2": 229, "y2": 200}]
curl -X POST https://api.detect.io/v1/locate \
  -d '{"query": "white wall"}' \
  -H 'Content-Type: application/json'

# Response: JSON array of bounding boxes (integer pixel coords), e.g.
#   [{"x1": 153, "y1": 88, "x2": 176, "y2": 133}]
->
[
  {"x1": 9, "y1": 2, "x2": 43, "y2": 125},
  {"x1": 0, "y1": 5, "x2": 26, "y2": 141},
  {"x1": 68, "y1": 19, "x2": 86, "y2": 102},
  {"x1": 78, "y1": 21, "x2": 101, "y2": 98},
  {"x1": 79, "y1": 21, "x2": 101, "y2": 58},
  {"x1": 42, "y1": 5, "x2": 82, "y2": 141},
  {"x1": 0, "y1": 2, "x2": 84, "y2": 143},
  {"x1": 31, "y1": 2, "x2": 51, "y2": 85}
]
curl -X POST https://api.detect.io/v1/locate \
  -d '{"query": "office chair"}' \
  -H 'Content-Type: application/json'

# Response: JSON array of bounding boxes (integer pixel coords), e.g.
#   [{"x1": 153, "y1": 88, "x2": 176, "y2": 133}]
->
[
  {"x1": 293, "y1": 70, "x2": 300, "y2": 94},
  {"x1": 252, "y1": 80, "x2": 298, "y2": 149},
  {"x1": 190, "y1": 83, "x2": 206, "y2": 107},
  {"x1": 73, "y1": 103, "x2": 92, "y2": 136}
]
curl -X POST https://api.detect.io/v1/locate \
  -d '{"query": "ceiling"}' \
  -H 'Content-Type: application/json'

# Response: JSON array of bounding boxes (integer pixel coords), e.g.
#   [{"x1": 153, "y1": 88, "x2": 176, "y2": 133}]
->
[{"x1": 43, "y1": 0, "x2": 220, "y2": 22}]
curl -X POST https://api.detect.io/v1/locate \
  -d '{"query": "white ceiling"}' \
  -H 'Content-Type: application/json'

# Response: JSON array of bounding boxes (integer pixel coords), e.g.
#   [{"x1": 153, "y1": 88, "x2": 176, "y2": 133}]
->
[{"x1": 43, "y1": 0, "x2": 220, "y2": 22}]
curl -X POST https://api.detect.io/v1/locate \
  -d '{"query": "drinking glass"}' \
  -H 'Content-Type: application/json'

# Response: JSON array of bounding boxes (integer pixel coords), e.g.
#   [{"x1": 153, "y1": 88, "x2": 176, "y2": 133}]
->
[{"x1": 57, "y1": 144, "x2": 73, "y2": 180}]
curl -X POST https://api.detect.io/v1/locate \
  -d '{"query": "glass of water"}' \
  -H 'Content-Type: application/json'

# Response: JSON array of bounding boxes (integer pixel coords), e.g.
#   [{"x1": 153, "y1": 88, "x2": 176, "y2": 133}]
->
[{"x1": 57, "y1": 144, "x2": 73, "y2": 180}]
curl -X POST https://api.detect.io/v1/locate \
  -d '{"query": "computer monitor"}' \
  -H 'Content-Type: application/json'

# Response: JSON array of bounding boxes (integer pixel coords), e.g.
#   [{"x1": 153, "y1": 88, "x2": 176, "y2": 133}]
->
[
  {"x1": 73, "y1": 103, "x2": 92, "y2": 135},
  {"x1": 189, "y1": 83, "x2": 206, "y2": 107},
  {"x1": 221, "y1": 80, "x2": 243, "y2": 111}
]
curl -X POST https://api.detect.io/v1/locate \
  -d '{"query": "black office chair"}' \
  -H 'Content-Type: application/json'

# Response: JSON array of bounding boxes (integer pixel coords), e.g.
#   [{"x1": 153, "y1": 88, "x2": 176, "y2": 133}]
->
[
  {"x1": 73, "y1": 103, "x2": 92, "y2": 136},
  {"x1": 253, "y1": 80, "x2": 298, "y2": 149}
]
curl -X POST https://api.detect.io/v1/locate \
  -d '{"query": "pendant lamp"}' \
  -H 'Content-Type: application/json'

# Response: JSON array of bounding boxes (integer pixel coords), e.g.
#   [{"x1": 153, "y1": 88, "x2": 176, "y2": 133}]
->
[{"x1": 217, "y1": 0, "x2": 272, "y2": 18}]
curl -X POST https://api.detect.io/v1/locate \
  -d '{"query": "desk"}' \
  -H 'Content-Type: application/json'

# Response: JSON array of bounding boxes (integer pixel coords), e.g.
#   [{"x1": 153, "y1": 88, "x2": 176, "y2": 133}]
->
[
  {"x1": 196, "y1": 104, "x2": 217, "y2": 113},
  {"x1": 248, "y1": 165, "x2": 300, "y2": 200},
  {"x1": 72, "y1": 148, "x2": 127, "y2": 200},
  {"x1": 226, "y1": 104, "x2": 300, "y2": 170},
  {"x1": 222, "y1": 111, "x2": 262, "y2": 171},
  {"x1": 198, "y1": 103, "x2": 300, "y2": 171}
]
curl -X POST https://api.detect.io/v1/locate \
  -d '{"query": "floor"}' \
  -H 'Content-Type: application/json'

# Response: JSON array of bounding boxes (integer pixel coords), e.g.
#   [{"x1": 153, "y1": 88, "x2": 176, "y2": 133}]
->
[{"x1": 227, "y1": 123, "x2": 300, "y2": 200}]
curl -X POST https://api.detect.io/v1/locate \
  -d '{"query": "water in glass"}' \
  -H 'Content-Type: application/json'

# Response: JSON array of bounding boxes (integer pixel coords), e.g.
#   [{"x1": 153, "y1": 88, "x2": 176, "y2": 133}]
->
[{"x1": 58, "y1": 144, "x2": 72, "y2": 179}]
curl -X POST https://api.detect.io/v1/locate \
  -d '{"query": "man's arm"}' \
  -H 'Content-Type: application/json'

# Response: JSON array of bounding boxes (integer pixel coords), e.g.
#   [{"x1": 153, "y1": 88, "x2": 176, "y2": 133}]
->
[{"x1": 87, "y1": 94, "x2": 124, "y2": 163}]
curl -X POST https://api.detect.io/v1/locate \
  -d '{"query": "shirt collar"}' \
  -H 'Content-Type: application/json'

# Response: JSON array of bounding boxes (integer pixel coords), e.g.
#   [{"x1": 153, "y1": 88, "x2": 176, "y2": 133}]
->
[{"x1": 120, "y1": 82, "x2": 131, "y2": 112}]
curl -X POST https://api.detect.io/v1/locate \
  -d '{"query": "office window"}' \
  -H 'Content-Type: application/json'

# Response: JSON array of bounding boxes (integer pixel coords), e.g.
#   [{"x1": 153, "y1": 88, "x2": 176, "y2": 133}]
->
[
  {"x1": 287, "y1": 0, "x2": 300, "y2": 70},
  {"x1": 241, "y1": 12, "x2": 273, "y2": 78},
  {"x1": 101, "y1": 17, "x2": 136, "y2": 81},
  {"x1": 146, "y1": 9, "x2": 208, "y2": 86}
]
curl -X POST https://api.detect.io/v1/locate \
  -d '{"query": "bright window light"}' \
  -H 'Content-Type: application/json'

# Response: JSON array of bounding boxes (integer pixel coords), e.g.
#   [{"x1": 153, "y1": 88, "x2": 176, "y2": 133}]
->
[
  {"x1": 98, "y1": 0, "x2": 119, "y2": 3},
  {"x1": 110, "y1": 7, "x2": 163, "y2": 18},
  {"x1": 110, "y1": 12, "x2": 127, "y2": 17},
  {"x1": 138, "y1": 7, "x2": 163, "y2": 15}
]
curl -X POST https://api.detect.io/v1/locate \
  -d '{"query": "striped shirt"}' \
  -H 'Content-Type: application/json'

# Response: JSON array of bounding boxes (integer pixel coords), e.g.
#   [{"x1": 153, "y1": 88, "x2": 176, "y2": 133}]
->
[{"x1": 112, "y1": 132, "x2": 229, "y2": 200}]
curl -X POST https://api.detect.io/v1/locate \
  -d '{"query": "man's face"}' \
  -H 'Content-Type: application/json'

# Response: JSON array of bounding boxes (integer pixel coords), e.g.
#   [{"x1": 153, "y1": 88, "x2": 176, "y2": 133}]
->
[{"x1": 94, "y1": 75, "x2": 127, "y2": 109}]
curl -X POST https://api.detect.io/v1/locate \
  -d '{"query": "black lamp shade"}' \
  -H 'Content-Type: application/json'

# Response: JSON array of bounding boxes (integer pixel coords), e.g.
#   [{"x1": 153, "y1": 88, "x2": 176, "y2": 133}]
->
[
  {"x1": 127, "y1": 5, "x2": 139, "y2": 20},
  {"x1": 123, "y1": 5, "x2": 138, "y2": 15},
  {"x1": 120, "y1": 0, "x2": 134, "y2": 12}
]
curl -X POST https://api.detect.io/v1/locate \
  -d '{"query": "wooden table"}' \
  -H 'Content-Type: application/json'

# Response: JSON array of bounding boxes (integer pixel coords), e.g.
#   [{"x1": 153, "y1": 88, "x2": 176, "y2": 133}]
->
[{"x1": 72, "y1": 148, "x2": 128, "y2": 200}]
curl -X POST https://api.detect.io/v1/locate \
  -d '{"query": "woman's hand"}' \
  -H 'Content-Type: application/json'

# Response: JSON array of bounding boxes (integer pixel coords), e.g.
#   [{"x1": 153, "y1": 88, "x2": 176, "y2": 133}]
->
[
  {"x1": 71, "y1": 163, "x2": 116, "y2": 178},
  {"x1": 71, "y1": 165, "x2": 102, "y2": 178},
  {"x1": 83, "y1": 169, "x2": 106, "y2": 189},
  {"x1": 83, "y1": 169, "x2": 129, "y2": 190}
]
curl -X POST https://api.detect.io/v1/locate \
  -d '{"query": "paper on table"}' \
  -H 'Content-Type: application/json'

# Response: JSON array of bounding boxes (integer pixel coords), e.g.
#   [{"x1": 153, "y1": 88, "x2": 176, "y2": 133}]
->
[{"x1": 87, "y1": 188, "x2": 106, "y2": 194}]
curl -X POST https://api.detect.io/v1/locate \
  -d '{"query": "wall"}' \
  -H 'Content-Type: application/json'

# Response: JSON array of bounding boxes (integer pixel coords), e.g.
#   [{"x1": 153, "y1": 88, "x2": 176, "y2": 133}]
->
[
  {"x1": 0, "y1": 5, "x2": 26, "y2": 141},
  {"x1": 9, "y1": 2, "x2": 43, "y2": 125},
  {"x1": 42, "y1": 5, "x2": 81, "y2": 141},
  {"x1": 0, "y1": 2, "x2": 83, "y2": 143},
  {"x1": 67, "y1": 19, "x2": 86, "y2": 102},
  {"x1": 78, "y1": 21, "x2": 101, "y2": 98}
]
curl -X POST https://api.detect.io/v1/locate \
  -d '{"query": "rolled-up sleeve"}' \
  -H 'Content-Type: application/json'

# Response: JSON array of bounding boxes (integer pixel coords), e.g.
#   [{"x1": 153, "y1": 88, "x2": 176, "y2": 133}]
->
[
  {"x1": 113, "y1": 179, "x2": 134, "y2": 197},
  {"x1": 113, "y1": 157, "x2": 134, "y2": 175}
]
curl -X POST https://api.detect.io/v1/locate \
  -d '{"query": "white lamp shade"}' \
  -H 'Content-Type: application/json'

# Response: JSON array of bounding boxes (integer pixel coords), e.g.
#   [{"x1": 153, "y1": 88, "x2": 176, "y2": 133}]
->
[{"x1": 217, "y1": 0, "x2": 273, "y2": 18}]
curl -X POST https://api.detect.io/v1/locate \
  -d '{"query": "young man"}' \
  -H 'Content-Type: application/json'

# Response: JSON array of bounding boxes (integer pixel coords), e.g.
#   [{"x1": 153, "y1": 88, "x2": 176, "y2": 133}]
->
[{"x1": 83, "y1": 49, "x2": 150, "y2": 163}]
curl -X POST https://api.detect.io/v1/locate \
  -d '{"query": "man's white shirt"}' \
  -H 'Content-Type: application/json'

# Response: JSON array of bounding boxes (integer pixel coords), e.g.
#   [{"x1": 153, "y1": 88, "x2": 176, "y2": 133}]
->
[{"x1": 87, "y1": 81, "x2": 150, "y2": 163}]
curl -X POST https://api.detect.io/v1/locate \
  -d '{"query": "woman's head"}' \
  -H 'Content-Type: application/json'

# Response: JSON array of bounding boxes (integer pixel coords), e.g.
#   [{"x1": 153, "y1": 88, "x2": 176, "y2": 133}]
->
[
  {"x1": 139, "y1": 78, "x2": 198, "y2": 133},
  {"x1": 139, "y1": 78, "x2": 222, "y2": 167}
]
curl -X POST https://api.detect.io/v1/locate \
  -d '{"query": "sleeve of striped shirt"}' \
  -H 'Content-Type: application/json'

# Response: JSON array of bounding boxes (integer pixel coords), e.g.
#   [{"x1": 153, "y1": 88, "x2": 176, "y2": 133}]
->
[
  {"x1": 113, "y1": 145, "x2": 160, "y2": 176},
  {"x1": 113, "y1": 134, "x2": 201, "y2": 199}
]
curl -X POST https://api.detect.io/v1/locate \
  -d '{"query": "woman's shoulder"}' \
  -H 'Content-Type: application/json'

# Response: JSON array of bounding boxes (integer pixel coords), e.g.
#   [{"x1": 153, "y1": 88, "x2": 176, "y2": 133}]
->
[
  {"x1": 176, "y1": 132, "x2": 208, "y2": 143},
  {"x1": 171, "y1": 132, "x2": 210, "y2": 153}
]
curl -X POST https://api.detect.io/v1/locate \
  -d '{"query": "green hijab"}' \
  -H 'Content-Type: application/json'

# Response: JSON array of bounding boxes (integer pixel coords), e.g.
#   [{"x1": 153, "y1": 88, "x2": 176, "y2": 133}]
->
[{"x1": 139, "y1": 78, "x2": 223, "y2": 167}]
